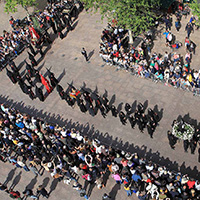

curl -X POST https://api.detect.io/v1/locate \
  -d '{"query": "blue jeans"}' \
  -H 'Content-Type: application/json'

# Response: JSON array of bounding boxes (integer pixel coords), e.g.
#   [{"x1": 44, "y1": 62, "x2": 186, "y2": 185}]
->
[
  {"x1": 126, "y1": 190, "x2": 132, "y2": 196},
  {"x1": 84, "y1": 194, "x2": 89, "y2": 199}
]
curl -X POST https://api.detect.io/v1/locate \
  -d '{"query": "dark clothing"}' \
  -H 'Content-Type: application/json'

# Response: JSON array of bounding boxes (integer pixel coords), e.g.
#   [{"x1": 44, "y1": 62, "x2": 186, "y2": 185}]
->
[
  {"x1": 35, "y1": 86, "x2": 45, "y2": 102},
  {"x1": 34, "y1": 70, "x2": 41, "y2": 83},
  {"x1": 65, "y1": 94, "x2": 75, "y2": 107},
  {"x1": 119, "y1": 111, "x2": 126, "y2": 125},
  {"x1": 81, "y1": 48, "x2": 88, "y2": 61},
  {"x1": 57, "y1": 85, "x2": 65, "y2": 99},
  {"x1": 185, "y1": 24, "x2": 193, "y2": 38},
  {"x1": 25, "y1": 60, "x2": 35, "y2": 77},
  {"x1": 28, "y1": 88, "x2": 35, "y2": 100},
  {"x1": 198, "y1": 148, "x2": 200, "y2": 163},
  {"x1": 183, "y1": 140, "x2": 189, "y2": 152},
  {"x1": 6, "y1": 68, "x2": 17, "y2": 84},
  {"x1": 49, "y1": 74, "x2": 58, "y2": 88},
  {"x1": 25, "y1": 74, "x2": 34, "y2": 86},
  {"x1": 37, "y1": 187, "x2": 49, "y2": 198},
  {"x1": 111, "y1": 105, "x2": 118, "y2": 117},
  {"x1": 8, "y1": 60, "x2": 18, "y2": 73},
  {"x1": 79, "y1": 101, "x2": 87, "y2": 113},
  {"x1": 167, "y1": 132, "x2": 177, "y2": 149},
  {"x1": 125, "y1": 103, "x2": 131, "y2": 115},
  {"x1": 28, "y1": 52, "x2": 37, "y2": 66},
  {"x1": 27, "y1": 43, "x2": 36, "y2": 56}
]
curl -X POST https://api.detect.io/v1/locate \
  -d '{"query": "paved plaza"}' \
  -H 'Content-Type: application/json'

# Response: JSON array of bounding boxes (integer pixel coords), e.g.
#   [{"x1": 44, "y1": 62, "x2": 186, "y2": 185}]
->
[{"x1": 0, "y1": 2, "x2": 200, "y2": 200}]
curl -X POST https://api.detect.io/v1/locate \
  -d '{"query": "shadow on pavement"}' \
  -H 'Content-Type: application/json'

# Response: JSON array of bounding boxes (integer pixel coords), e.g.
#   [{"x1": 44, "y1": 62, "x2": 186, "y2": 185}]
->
[
  {"x1": 3, "y1": 167, "x2": 17, "y2": 186},
  {"x1": 109, "y1": 183, "x2": 121, "y2": 200},
  {"x1": 25, "y1": 176, "x2": 37, "y2": 190},
  {"x1": 49, "y1": 179, "x2": 59, "y2": 195},
  {"x1": 9, "y1": 171, "x2": 22, "y2": 190},
  {"x1": 0, "y1": 95, "x2": 199, "y2": 179}
]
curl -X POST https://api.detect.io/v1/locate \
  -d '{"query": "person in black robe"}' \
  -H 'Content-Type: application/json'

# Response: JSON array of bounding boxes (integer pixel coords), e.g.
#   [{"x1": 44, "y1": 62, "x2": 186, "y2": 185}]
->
[
  {"x1": 137, "y1": 118, "x2": 144, "y2": 132},
  {"x1": 28, "y1": 52, "x2": 37, "y2": 66},
  {"x1": 147, "y1": 117, "x2": 156, "y2": 138},
  {"x1": 27, "y1": 87, "x2": 35, "y2": 100},
  {"x1": 57, "y1": 24, "x2": 64, "y2": 39},
  {"x1": 134, "y1": 110, "x2": 141, "y2": 123},
  {"x1": 101, "y1": 96, "x2": 110, "y2": 113},
  {"x1": 190, "y1": 139, "x2": 197, "y2": 154},
  {"x1": 8, "y1": 60, "x2": 18, "y2": 73},
  {"x1": 88, "y1": 104, "x2": 96, "y2": 116},
  {"x1": 18, "y1": 79, "x2": 29, "y2": 94},
  {"x1": 119, "y1": 111, "x2": 126, "y2": 125},
  {"x1": 183, "y1": 140, "x2": 189, "y2": 152},
  {"x1": 56, "y1": 85, "x2": 65, "y2": 99},
  {"x1": 35, "y1": 86, "x2": 44, "y2": 102},
  {"x1": 125, "y1": 103, "x2": 132, "y2": 115},
  {"x1": 36, "y1": 43, "x2": 44, "y2": 57},
  {"x1": 33, "y1": 70, "x2": 41, "y2": 83},
  {"x1": 27, "y1": 43, "x2": 36, "y2": 56},
  {"x1": 148, "y1": 108, "x2": 159, "y2": 123},
  {"x1": 49, "y1": 17, "x2": 57, "y2": 34},
  {"x1": 65, "y1": 94, "x2": 75, "y2": 107},
  {"x1": 25, "y1": 73, "x2": 34, "y2": 86},
  {"x1": 167, "y1": 130, "x2": 177, "y2": 149},
  {"x1": 111, "y1": 105, "x2": 118, "y2": 117},
  {"x1": 95, "y1": 98, "x2": 105, "y2": 117},
  {"x1": 83, "y1": 91, "x2": 93, "y2": 107},
  {"x1": 137, "y1": 103, "x2": 144, "y2": 114},
  {"x1": 24, "y1": 60, "x2": 35, "y2": 77},
  {"x1": 139, "y1": 113, "x2": 148, "y2": 132},
  {"x1": 46, "y1": 68, "x2": 58, "y2": 87},
  {"x1": 6, "y1": 68, "x2": 17, "y2": 84},
  {"x1": 128, "y1": 115, "x2": 136, "y2": 129},
  {"x1": 79, "y1": 99, "x2": 87, "y2": 113}
]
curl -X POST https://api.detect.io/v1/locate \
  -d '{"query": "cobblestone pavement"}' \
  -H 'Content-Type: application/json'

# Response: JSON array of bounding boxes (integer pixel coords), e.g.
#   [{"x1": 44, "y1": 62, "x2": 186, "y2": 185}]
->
[{"x1": 0, "y1": 2, "x2": 200, "y2": 200}]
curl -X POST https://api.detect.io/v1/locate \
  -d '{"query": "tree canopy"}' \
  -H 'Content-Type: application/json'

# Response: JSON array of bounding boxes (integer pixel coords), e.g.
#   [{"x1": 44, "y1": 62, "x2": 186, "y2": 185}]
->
[
  {"x1": 190, "y1": 0, "x2": 200, "y2": 26},
  {"x1": 82, "y1": 0, "x2": 161, "y2": 35},
  {"x1": 4, "y1": 0, "x2": 36, "y2": 13}
]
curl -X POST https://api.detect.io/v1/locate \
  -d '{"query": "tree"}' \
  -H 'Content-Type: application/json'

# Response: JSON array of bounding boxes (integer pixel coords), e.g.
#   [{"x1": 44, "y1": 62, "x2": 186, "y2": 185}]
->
[
  {"x1": 82, "y1": 0, "x2": 161, "y2": 36},
  {"x1": 4, "y1": 0, "x2": 36, "y2": 13},
  {"x1": 190, "y1": 0, "x2": 200, "y2": 26}
]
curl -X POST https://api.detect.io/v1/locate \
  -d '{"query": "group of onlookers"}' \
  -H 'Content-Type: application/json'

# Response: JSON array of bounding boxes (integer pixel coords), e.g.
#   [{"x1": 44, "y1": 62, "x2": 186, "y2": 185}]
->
[
  {"x1": 0, "y1": 103, "x2": 199, "y2": 199},
  {"x1": 99, "y1": 7, "x2": 200, "y2": 96}
]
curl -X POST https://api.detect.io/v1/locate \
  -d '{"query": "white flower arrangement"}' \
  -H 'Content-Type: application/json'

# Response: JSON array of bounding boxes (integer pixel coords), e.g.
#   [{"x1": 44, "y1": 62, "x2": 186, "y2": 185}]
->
[{"x1": 172, "y1": 122, "x2": 194, "y2": 140}]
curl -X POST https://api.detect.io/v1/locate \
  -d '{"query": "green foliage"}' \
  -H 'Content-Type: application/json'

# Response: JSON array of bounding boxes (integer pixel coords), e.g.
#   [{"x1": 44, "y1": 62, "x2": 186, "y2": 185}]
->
[
  {"x1": 190, "y1": 0, "x2": 200, "y2": 26},
  {"x1": 82, "y1": 0, "x2": 161, "y2": 35},
  {"x1": 4, "y1": 0, "x2": 36, "y2": 13}
]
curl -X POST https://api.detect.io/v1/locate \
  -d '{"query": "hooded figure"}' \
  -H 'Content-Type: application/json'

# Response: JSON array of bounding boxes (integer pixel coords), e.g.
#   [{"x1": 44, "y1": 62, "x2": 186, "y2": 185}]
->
[
  {"x1": 35, "y1": 86, "x2": 45, "y2": 102},
  {"x1": 18, "y1": 79, "x2": 29, "y2": 94},
  {"x1": 28, "y1": 52, "x2": 37, "y2": 66},
  {"x1": 27, "y1": 87, "x2": 35, "y2": 100},
  {"x1": 34, "y1": 70, "x2": 41, "y2": 83},
  {"x1": 24, "y1": 59, "x2": 35, "y2": 77},
  {"x1": 46, "y1": 68, "x2": 58, "y2": 87},
  {"x1": 6, "y1": 68, "x2": 17, "y2": 84},
  {"x1": 56, "y1": 85, "x2": 65, "y2": 99}
]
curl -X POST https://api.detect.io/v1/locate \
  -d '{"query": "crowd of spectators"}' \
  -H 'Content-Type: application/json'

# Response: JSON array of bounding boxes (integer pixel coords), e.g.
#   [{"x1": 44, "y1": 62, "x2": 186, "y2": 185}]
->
[
  {"x1": 99, "y1": 11, "x2": 200, "y2": 96},
  {"x1": 0, "y1": 103, "x2": 199, "y2": 199},
  {"x1": 0, "y1": 0, "x2": 83, "y2": 70}
]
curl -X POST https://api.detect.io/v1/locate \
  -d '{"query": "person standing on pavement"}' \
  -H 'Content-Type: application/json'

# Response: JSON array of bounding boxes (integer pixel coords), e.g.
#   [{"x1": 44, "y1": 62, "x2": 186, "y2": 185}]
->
[
  {"x1": 185, "y1": 22, "x2": 194, "y2": 38},
  {"x1": 81, "y1": 48, "x2": 88, "y2": 61},
  {"x1": 22, "y1": 188, "x2": 38, "y2": 199},
  {"x1": 36, "y1": 185, "x2": 49, "y2": 198},
  {"x1": 28, "y1": 52, "x2": 37, "y2": 67},
  {"x1": 29, "y1": 163, "x2": 41, "y2": 176}
]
